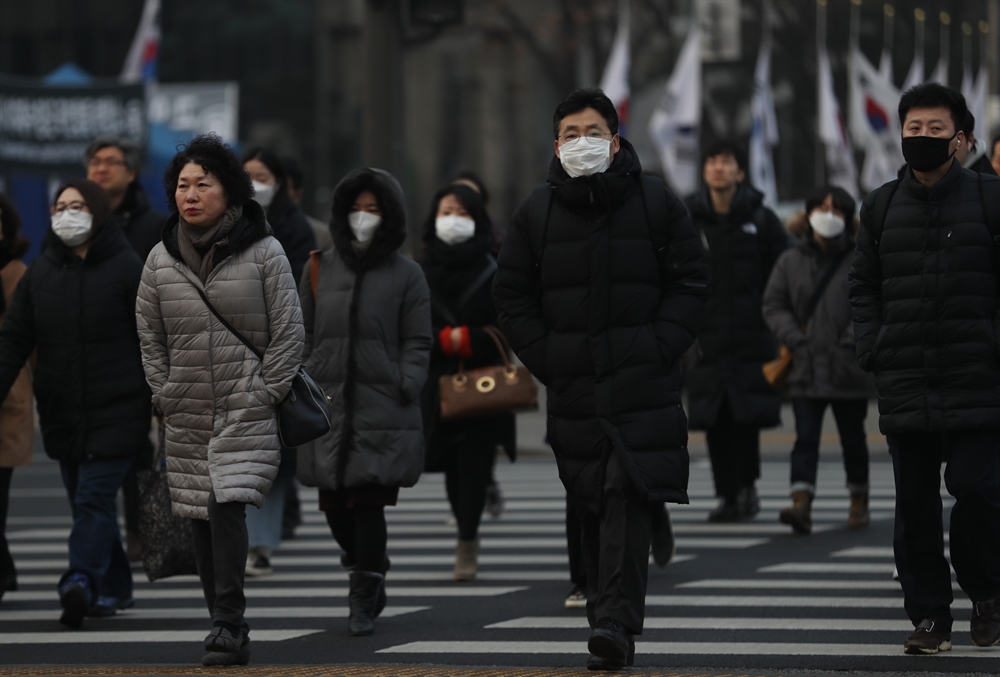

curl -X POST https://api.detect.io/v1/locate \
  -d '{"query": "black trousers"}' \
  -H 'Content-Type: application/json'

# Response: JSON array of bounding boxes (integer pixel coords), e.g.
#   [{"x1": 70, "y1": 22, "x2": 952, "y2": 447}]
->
[
  {"x1": 578, "y1": 451, "x2": 651, "y2": 635},
  {"x1": 706, "y1": 398, "x2": 761, "y2": 499},
  {"x1": 324, "y1": 504, "x2": 387, "y2": 573},
  {"x1": 567, "y1": 497, "x2": 668, "y2": 589},
  {"x1": 889, "y1": 429, "x2": 1000, "y2": 631},
  {"x1": 191, "y1": 491, "x2": 250, "y2": 636},
  {"x1": 444, "y1": 438, "x2": 496, "y2": 542},
  {"x1": 0, "y1": 467, "x2": 13, "y2": 580},
  {"x1": 789, "y1": 398, "x2": 869, "y2": 494}
]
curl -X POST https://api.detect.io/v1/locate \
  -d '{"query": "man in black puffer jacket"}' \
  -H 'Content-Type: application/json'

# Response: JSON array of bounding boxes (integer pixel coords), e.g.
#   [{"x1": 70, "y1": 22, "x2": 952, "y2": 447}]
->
[
  {"x1": 850, "y1": 83, "x2": 1000, "y2": 655},
  {"x1": 494, "y1": 88, "x2": 709, "y2": 670},
  {"x1": 684, "y1": 141, "x2": 788, "y2": 522}
]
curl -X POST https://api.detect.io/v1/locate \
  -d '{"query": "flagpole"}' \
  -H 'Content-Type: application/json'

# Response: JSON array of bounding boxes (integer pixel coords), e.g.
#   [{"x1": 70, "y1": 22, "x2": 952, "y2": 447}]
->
[
  {"x1": 981, "y1": 21, "x2": 991, "y2": 136},
  {"x1": 937, "y1": 12, "x2": 950, "y2": 85},
  {"x1": 848, "y1": 0, "x2": 861, "y2": 143},
  {"x1": 963, "y1": 21, "x2": 973, "y2": 87},
  {"x1": 816, "y1": 0, "x2": 827, "y2": 186},
  {"x1": 880, "y1": 3, "x2": 895, "y2": 84}
]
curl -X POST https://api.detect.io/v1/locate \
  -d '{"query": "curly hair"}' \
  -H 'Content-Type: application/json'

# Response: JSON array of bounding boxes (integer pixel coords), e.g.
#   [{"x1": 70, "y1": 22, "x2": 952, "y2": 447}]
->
[{"x1": 163, "y1": 133, "x2": 253, "y2": 212}]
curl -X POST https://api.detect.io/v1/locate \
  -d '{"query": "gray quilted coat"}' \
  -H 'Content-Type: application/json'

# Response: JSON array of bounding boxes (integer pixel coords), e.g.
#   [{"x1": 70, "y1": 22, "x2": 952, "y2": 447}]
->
[
  {"x1": 296, "y1": 168, "x2": 432, "y2": 490},
  {"x1": 762, "y1": 225, "x2": 875, "y2": 400},
  {"x1": 135, "y1": 202, "x2": 304, "y2": 520}
]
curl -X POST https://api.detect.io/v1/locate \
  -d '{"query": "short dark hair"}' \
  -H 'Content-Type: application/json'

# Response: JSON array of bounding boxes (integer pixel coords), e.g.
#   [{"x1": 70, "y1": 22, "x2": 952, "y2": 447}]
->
[
  {"x1": 0, "y1": 192, "x2": 31, "y2": 259},
  {"x1": 805, "y1": 184, "x2": 856, "y2": 221},
  {"x1": 283, "y1": 156, "x2": 304, "y2": 192},
  {"x1": 449, "y1": 169, "x2": 490, "y2": 207},
  {"x1": 241, "y1": 147, "x2": 291, "y2": 215},
  {"x1": 84, "y1": 135, "x2": 142, "y2": 172},
  {"x1": 552, "y1": 88, "x2": 619, "y2": 139},
  {"x1": 993, "y1": 135, "x2": 1000, "y2": 156},
  {"x1": 163, "y1": 133, "x2": 253, "y2": 213},
  {"x1": 960, "y1": 110, "x2": 976, "y2": 139},
  {"x1": 898, "y1": 82, "x2": 968, "y2": 130},
  {"x1": 703, "y1": 139, "x2": 748, "y2": 173}
]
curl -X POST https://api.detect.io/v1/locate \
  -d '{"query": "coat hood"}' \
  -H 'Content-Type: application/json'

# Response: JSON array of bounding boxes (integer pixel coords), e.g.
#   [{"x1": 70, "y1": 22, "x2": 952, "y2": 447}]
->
[
  {"x1": 686, "y1": 180, "x2": 766, "y2": 223},
  {"x1": 160, "y1": 200, "x2": 272, "y2": 266},
  {"x1": 330, "y1": 168, "x2": 407, "y2": 271}
]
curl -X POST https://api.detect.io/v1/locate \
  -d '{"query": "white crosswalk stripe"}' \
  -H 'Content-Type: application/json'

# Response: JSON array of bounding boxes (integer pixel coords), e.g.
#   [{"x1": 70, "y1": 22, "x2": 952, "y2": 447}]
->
[{"x1": 3, "y1": 457, "x2": 995, "y2": 669}]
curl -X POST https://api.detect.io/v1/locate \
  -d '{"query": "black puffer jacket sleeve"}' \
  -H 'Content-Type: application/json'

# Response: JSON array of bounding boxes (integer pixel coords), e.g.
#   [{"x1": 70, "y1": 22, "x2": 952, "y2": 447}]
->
[
  {"x1": 848, "y1": 190, "x2": 883, "y2": 373},
  {"x1": 0, "y1": 274, "x2": 34, "y2": 403},
  {"x1": 493, "y1": 196, "x2": 550, "y2": 385},
  {"x1": 651, "y1": 189, "x2": 710, "y2": 365}
]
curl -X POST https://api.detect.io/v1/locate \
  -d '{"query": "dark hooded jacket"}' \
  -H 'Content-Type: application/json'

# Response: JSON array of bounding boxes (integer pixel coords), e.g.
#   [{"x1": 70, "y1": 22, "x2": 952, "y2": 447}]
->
[
  {"x1": 849, "y1": 161, "x2": 1000, "y2": 434},
  {"x1": 296, "y1": 169, "x2": 432, "y2": 490},
  {"x1": 683, "y1": 182, "x2": 788, "y2": 429},
  {"x1": 420, "y1": 196, "x2": 515, "y2": 471},
  {"x1": 493, "y1": 138, "x2": 709, "y2": 507},
  {"x1": 115, "y1": 181, "x2": 166, "y2": 262},
  {"x1": 0, "y1": 222, "x2": 151, "y2": 462},
  {"x1": 267, "y1": 194, "x2": 317, "y2": 284}
]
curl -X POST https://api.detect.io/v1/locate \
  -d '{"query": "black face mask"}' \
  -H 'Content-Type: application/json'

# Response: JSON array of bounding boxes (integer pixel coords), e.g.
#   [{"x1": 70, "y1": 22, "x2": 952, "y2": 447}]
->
[{"x1": 901, "y1": 133, "x2": 958, "y2": 172}]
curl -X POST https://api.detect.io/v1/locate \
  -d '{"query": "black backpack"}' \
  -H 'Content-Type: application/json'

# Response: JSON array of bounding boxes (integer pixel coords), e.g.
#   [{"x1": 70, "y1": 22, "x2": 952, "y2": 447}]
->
[{"x1": 525, "y1": 174, "x2": 672, "y2": 269}]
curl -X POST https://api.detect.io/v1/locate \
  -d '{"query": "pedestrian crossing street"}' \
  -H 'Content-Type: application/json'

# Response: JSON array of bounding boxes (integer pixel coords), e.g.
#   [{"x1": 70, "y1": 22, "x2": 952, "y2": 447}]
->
[{"x1": 2, "y1": 456, "x2": 997, "y2": 669}]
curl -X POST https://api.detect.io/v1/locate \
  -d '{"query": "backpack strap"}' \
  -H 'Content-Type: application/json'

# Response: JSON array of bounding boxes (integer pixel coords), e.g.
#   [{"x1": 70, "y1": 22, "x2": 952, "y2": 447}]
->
[
  {"x1": 527, "y1": 185, "x2": 554, "y2": 271},
  {"x1": 870, "y1": 178, "x2": 901, "y2": 253},
  {"x1": 639, "y1": 175, "x2": 670, "y2": 260},
  {"x1": 309, "y1": 250, "x2": 322, "y2": 300}
]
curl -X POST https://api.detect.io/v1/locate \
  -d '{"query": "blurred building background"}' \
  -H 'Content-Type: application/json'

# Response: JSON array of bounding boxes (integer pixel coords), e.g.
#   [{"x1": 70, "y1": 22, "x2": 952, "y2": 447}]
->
[{"x1": 2, "y1": 0, "x2": 998, "y2": 256}]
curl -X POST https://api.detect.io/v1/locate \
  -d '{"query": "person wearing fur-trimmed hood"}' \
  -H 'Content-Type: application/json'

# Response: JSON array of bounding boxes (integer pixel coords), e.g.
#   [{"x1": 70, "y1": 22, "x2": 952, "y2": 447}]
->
[{"x1": 296, "y1": 167, "x2": 432, "y2": 637}]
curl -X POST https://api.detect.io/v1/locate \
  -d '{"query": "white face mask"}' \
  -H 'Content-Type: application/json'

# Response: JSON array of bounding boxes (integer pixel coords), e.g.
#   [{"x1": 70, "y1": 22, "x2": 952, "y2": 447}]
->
[
  {"x1": 252, "y1": 180, "x2": 276, "y2": 208},
  {"x1": 558, "y1": 136, "x2": 613, "y2": 178},
  {"x1": 809, "y1": 210, "x2": 846, "y2": 239},
  {"x1": 51, "y1": 210, "x2": 93, "y2": 247},
  {"x1": 348, "y1": 210, "x2": 382, "y2": 243},
  {"x1": 435, "y1": 215, "x2": 476, "y2": 245}
]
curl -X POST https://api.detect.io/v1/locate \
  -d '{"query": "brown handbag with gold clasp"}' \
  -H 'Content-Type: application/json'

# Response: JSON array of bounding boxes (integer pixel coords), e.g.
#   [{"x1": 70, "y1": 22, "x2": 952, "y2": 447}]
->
[{"x1": 438, "y1": 326, "x2": 539, "y2": 421}]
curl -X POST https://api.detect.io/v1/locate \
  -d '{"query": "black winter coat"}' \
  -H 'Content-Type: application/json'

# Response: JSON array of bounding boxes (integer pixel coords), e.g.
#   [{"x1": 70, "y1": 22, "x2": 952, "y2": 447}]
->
[
  {"x1": 683, "y1": 183, "x2": 788, "y2": 429},
  {"x1": 115, "y1": 181, "x2": 166, "y2": 262},
  {"x1": 268, "y1": 195, "x2": 317, "y2": 284},
  {"x1": 493, "y1": 139, "x2": 709, "y2": 507},
  {"x1": 849, "y1": 161, "x2": 1000, "y2": 434},
  {"x1": 0, "y1": 223, "x2": 152, "y2": 462},
  {"x1": 422, "y1": 235, "x2": 515, "y2": 471}
]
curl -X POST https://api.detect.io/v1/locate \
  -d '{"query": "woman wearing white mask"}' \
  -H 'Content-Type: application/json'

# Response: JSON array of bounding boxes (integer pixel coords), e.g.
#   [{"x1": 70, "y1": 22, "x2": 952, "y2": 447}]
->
[
  {"x1": 420, "y1": 184, "x2": 516, "y2": 582},
  {"x1": 0, "y1": 179, "x2": 152, "y2": 628},
  {"x1": 296, "y1": 168, "x2": 431, "y2": 636},
  {"x1": 242, "y1": 149, "x2": 316, "y2": 283},
  {"x1": 763, "y1": 185, "x2": 876, "y2": 536}
]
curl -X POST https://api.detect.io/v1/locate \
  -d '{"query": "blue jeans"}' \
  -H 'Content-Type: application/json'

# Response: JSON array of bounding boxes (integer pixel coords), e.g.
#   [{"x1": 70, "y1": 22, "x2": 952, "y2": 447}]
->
[
  {"x1": 246, "y1": 475, "x2": 287, "y2": 555},
  {"x1": 58, "y1": 457, "x2": 134, "y2": 602},
  {"x1": 789, "y1": 398, "x2": 869, "y2": 496}
]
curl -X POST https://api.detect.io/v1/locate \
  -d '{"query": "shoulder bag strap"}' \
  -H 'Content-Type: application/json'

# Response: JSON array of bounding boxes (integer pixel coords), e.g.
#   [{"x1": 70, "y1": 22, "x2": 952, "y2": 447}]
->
[
  {"x1": 309, "y1": 250, "x2": 322, "y2": 299},
  {"x1": 195, "y1": 287, "x2": 264, "y2": 361},
  {"x1": 431, "y1": 296, "x2": 459, "y2": 327},
  {"x1": 801, "y1": 250, "x2": 850, "y2": 327},
  {"x1": 455, "y1": 255, "x2": 498, "y2": 311}
]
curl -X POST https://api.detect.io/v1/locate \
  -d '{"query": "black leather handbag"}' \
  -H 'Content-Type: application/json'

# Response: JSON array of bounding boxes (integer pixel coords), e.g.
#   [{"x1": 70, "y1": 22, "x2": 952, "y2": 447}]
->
[{"x1": 196, "y1": 289, "x2": 333, "y2": 447}]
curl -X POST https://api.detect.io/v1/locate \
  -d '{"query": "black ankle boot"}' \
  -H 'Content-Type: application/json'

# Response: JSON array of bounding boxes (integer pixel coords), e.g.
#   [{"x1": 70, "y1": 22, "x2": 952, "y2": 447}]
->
[
  {"x1": 374, "y1": 556, "x2": 391, "y2": 619},
  {"x1": 348, "y1": 570, "x2": 384, "y2": 636}
]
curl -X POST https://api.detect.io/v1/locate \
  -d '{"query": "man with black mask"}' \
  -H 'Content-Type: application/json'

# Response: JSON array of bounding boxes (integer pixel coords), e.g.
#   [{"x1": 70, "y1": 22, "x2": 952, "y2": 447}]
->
[
  {"x1": 493, "y1": 88, "x2": 709, "y2": 670},
  {"x1": 850, "y1": 82, "x2": 1000, "y2": 655}
]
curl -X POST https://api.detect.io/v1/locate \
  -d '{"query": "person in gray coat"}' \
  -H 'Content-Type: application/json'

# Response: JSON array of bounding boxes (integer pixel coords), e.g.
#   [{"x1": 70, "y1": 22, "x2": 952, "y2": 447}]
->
[
  {"x1": 762, "y1": 185, "x2": 876, "y2": 535},
  {"x1": 135, "y1": 135, "x2": 304, "y2": 667},
  {"x1": 296, "y1": 168, "x2": 431, "y2": 637}
]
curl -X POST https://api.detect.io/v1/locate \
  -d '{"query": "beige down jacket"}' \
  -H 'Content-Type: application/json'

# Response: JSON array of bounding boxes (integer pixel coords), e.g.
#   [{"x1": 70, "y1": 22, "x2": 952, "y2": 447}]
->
[{"x1": 135, "y1": 203, "x2": 304, "y2": 520}]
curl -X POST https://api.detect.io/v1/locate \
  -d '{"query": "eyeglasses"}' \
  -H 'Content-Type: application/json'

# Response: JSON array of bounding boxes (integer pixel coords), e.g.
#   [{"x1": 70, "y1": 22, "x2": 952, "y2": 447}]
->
[
  {"x1": 51, "y1": 201, "x2": 87, "y2": 214},
  {"x1": 558, "y1": 131, "x2": 612, "y2": 144},
  {"x1": 87, "y1": 157, "x2": 127, "y2": 169}
]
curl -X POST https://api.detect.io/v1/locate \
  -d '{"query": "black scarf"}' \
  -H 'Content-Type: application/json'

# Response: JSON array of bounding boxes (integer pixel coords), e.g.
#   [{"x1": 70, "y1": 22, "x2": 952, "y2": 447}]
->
[
  {"x1": 547, "y1": 137, "x2": 642, "y2": 215},
  {"x1": 422, "y1": 233, "x2": 494, "y2": 303}
]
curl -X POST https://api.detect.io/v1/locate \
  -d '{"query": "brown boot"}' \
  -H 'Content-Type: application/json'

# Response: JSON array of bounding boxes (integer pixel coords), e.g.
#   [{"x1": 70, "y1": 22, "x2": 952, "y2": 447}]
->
[
  {"x1": 847, "y1": 492, "x2": 870, "y2": 530},
  {"x1": 453, "y1": 539, "x2": 479, "y2": 581},
  {"x1": 779, "y1": 491, "x2": 812, "y2": 534}
]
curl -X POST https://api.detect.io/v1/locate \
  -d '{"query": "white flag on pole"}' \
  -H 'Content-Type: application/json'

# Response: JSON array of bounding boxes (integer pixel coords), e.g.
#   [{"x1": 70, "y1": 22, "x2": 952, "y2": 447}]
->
[
  {"x1": 967, "y1": 66, "x2": 988, "y2": 141},
  {"x1": 121, "y1": 0, "x2": 160, "y2": 84},
  {"x1": 749, "y1": 36, "x2": 779, "y2": 206},
  {"x1": 879, "y1": 49, "x2": 894, "y2": 85},
  {"x1": 648, "y1": 30, "x2": 701, "y2": 197},
  {"x1": 849, "y1": 49, "x2": 905, "y2": 191},
  {"x1": 818, "y1": 47, "x2": 858, "y2": 198},
  {"x1": 599, "y1": 0, "x2": 630, "y2": 134},
  {"x1": 902, "y1": 52, "x2": 924, "y2": 92}
]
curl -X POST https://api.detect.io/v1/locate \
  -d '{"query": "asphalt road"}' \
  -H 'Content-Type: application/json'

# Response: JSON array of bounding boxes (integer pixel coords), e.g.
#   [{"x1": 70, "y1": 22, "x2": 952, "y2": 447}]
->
[{"x1": 2, "y1": 430, "x2": 998, "y2": 675}]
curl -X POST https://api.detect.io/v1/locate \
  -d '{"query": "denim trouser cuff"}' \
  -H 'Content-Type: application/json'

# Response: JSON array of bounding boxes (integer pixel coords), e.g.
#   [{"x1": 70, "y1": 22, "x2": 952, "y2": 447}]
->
[{"x1": 790, "y1": 482, "x2": 815, "y2": 497}]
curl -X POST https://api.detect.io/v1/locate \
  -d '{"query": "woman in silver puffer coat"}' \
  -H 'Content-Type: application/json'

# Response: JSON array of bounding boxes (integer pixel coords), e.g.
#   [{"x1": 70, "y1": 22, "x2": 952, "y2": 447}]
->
[{"x1": 135, "y1": 134, "x2": 303, "y2": 667}]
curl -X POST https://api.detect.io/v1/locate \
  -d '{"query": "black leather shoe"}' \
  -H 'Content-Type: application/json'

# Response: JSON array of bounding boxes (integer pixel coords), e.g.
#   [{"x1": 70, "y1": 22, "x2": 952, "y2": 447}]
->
[
  {"x1": 202, "y1": 637, "x2": 250, "y2": 666},
  {"x1": 737, "y1": 485, "x2": 760, "y2": 518},
  {"x1": 204, "y1": 626, "x2": 242, "y2": 652},
  {"x1": 587, "y1": 617, "x2": 630, "y2": 667},
  {"x1": 348, "y1": 570, "x2": 384, "y2": 636},
  {"x1": 587, "y1": 635, "x2": 634, "y2": 671},
  {"x1": 971, "y1": 595, "x2": 1000, "y2": 647},
  {"x1": 707, "y1": 498, "x2": 739, "y2": 523},
  {"x1": 904, "y1": 618, "x2": 952, "y2": 654}
]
